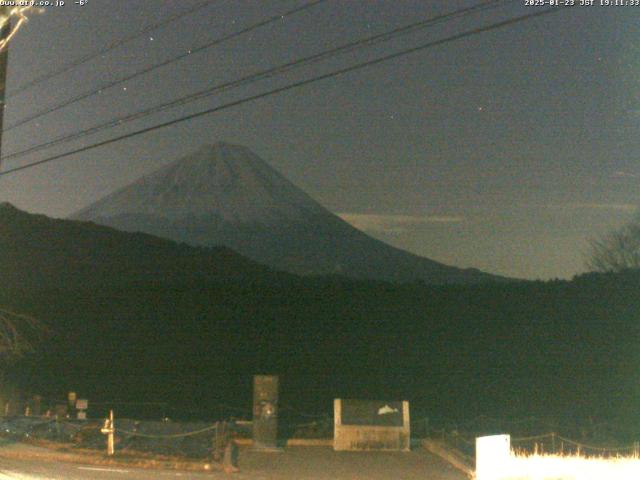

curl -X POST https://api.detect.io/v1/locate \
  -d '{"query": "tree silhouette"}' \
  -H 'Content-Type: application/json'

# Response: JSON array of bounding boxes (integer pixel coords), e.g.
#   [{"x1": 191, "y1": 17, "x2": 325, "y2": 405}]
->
[
  {"x1": 0, "y1": 307, "x2": 47, "y2": 363},
  {"x1": 587, "y1": 212, "x2": 640, "y2": 272}
]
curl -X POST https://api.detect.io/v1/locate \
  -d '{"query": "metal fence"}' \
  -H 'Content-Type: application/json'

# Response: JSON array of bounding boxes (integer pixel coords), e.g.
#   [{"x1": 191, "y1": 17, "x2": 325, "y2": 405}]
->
[
  {"x1": 0, "y1": 414, "x2": 234, "y2": 460},
  {"x1": 426, "y1": 416, "x2": 640, "y2": 463}
]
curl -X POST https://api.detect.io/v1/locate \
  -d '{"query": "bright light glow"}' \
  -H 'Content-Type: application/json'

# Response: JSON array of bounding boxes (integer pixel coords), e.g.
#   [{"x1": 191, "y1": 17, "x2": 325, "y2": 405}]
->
[
  {"x1": 476, "y1": 435, "x2": 511, "y2": 480},
  {"x1": 492, "y1": 452, "x2": 640, "y2": 480},
  {"x1": 0, "y1": 7, "x2": 41, "y2": 52},
  {"x1": 476, "y1": 434, "x2": 640, "y2": 480}
]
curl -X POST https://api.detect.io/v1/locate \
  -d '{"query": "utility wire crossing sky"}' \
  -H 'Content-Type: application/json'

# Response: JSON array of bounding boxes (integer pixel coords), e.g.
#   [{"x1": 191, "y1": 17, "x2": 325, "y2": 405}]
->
[{"x1": 0, "y1": 0, "x2": 637, "y2": 280}]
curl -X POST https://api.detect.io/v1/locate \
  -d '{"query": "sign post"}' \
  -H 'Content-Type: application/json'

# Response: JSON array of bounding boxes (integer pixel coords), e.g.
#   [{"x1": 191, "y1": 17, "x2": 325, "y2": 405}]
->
[{"x1": 76, "y1": 399, "x2": 88, "y2": 420}]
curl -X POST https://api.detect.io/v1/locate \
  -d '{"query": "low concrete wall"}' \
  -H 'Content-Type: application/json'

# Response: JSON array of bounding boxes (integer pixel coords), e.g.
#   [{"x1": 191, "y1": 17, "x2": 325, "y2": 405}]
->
[
  {"x1": 235, "y1": 438, "x2": 332, "y2": 447},
  {"x1": 334, "y1": 425, "x2": 410, "y2": 451},
  {"x1": 333, "y1": 399, "x2": 410, "y2": 451}
]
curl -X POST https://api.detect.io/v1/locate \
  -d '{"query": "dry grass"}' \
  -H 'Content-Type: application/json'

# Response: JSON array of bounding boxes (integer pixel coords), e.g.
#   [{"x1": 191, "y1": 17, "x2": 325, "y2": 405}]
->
[{"x1": 494, "y1": 452, "x2": 640, "y2": 480}]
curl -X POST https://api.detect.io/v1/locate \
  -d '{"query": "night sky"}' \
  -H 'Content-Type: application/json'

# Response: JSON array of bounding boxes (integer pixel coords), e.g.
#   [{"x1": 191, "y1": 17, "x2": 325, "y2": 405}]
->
[{"x1": 0, "y1": 0, "x2": 638, "y2": 280}]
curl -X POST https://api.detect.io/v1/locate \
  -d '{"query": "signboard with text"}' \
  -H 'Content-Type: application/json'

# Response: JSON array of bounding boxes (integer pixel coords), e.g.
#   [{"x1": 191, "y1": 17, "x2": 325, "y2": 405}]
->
[{"x1": 334, "y1": 399, "x2": 410, "y2": 451}]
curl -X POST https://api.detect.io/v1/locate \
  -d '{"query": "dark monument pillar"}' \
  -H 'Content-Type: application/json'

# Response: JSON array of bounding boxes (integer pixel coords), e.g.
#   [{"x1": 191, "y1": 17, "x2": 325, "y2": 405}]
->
[{"x1": 252, "y1": 375, "x2": 280, "y2": 451}]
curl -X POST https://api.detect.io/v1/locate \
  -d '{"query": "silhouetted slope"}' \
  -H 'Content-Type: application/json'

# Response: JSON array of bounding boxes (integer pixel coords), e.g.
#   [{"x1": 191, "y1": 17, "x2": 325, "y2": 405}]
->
[{"x1": 0, "y1": 202, "x2": 289, "y2": 290}]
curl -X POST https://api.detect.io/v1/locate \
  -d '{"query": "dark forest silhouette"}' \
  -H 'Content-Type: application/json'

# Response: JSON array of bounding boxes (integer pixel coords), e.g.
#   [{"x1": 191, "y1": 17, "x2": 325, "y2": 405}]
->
[{"x1": 2, "y1": 203, "x2": 639, "y2": 435}]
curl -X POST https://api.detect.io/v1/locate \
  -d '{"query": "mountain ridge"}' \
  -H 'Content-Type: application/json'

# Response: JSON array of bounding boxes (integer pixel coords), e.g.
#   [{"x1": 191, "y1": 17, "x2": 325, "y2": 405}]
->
[
  {"x1": 0, "y1": 201, "x2": 292, "y2": 290},
  {"x1": 71, "y1": 142, "x2": 508, "y2": 284}
]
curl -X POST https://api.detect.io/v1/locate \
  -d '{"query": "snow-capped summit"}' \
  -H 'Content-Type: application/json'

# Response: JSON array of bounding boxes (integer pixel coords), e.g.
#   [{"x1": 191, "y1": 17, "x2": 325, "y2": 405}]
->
[
  {"x1": 72, "y1": 143, "x2": 504, "y2": 284},
  {"x1": 74, "y1": 142, "x2": 327, "y2": 225}
]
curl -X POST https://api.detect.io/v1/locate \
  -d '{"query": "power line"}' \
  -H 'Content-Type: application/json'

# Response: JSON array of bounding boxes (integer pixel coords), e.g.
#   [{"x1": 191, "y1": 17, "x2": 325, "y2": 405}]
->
[
  {"x1": 1, "y1": 0, "x2": 508, "y2": 163},
  {"x1": 0, "y1": 6, "x2": 567, "y2": 178},
  {"x1": 4, "y1": 0, "x2": 328, "y2": 132},
  {"x1": 5, "y1": 0, "x2": 219, "y2": 99}
]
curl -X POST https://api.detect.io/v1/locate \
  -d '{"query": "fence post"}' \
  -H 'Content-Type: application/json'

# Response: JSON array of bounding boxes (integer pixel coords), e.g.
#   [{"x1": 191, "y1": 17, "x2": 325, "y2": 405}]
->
[
  {"x1": 222, "y1": 422, "x2": 240, "y2": 474},
  {"x1": 101, "y1": 409, "x2": 115, "y2": 456},
  {"x1": 108, "y1": 410, "x2": 115, "y2": 456},
  {"x1": 32, "y1": 395, "x2": 41, "y2": 416}
]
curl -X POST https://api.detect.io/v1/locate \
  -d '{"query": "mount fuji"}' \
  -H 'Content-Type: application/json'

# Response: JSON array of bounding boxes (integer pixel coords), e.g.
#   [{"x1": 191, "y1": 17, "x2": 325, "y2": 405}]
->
[{"x1": 72, "y1": 143, "x2": 503, "y2": 284}]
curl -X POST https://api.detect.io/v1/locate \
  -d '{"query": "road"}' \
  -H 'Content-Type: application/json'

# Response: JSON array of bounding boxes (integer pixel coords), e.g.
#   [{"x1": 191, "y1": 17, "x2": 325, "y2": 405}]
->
[
  {"x1": 0, "y1": 445, "x2": 468, "y2": 479},
  {"x1": 0, "y1": 456, "x2": 215, "y2": 479}
]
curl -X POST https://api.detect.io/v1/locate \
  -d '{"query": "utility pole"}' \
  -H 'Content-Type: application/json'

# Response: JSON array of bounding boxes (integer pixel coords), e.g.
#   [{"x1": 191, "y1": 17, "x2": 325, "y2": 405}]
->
[{"x1": 0, "y1": 6, "x2": 10, "y2": 164}]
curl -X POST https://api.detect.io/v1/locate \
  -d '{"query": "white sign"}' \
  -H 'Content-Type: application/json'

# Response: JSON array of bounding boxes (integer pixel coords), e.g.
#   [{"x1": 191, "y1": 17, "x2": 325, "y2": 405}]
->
[{"x1": 476, "y1": 434, "x2": 511, "y2": 480}]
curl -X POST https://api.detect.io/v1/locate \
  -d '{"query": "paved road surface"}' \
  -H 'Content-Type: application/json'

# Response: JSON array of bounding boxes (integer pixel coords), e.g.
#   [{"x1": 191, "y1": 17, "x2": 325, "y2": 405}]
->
[
  {"x1": 0, "y1": 456, "x2": 212, "y2": 479},
  {"x1": 0, "y1": 445, "x2": 468, "y2": 479}
]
